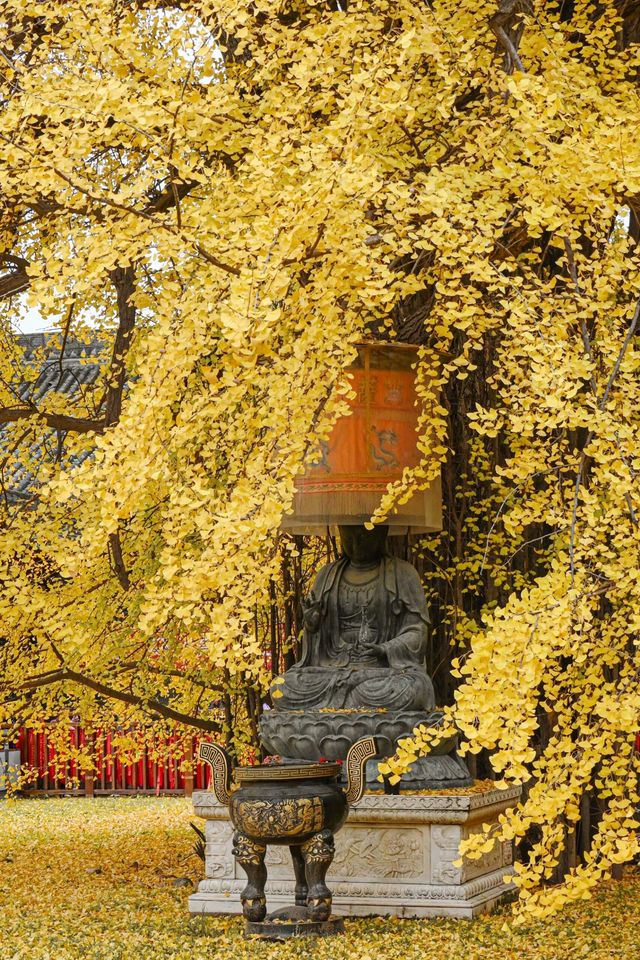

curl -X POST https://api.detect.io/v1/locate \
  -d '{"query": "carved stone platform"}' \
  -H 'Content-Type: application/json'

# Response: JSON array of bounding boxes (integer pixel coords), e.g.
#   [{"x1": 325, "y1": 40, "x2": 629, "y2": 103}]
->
[{"x1": 189, "y1": 786, "x2": 520, "y2": 919}]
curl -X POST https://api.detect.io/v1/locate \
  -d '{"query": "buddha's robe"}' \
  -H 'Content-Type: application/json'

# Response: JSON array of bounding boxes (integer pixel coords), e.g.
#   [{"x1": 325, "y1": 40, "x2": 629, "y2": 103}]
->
[{"x1": 272, "y1": 556, "x2": 435, "y2": 711}]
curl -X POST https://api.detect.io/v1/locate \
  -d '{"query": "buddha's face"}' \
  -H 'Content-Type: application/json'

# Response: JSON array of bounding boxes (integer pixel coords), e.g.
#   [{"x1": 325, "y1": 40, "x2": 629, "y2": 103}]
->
[{"x1": 339, "y1": 524, "x2": 388, "y2": 566}]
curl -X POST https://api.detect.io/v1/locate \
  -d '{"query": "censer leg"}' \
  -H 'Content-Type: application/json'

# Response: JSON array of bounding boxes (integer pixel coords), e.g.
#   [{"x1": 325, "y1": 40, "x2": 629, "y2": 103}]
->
[
  {"x1": 232, "y1": 832, "x2": 267, "y2": 921},
  {"x1": 301, "y1": 829, "x2": 335, "y2": 922},
  {"x1": 289, "y1": 845, "x2": 308, "y2": 906}
]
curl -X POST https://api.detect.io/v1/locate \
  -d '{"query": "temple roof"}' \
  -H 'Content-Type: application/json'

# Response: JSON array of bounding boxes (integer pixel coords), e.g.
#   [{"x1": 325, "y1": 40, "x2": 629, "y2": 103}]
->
[{"x1": 2, "y1": 332, "x2": 105, "y2": 503}]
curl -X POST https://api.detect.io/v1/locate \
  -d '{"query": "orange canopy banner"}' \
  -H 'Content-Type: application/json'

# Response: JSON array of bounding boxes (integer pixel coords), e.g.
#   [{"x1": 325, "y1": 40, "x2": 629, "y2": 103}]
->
[{"x1": 282, "y1": 343, "x2": 442, "y2": 533}]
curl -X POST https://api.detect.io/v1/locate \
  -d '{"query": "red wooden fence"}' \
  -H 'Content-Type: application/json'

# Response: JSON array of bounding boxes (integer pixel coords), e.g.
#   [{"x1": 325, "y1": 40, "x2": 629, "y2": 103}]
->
[{"x1": 15, "y1": 726, "x2": 211, "y2": 797}]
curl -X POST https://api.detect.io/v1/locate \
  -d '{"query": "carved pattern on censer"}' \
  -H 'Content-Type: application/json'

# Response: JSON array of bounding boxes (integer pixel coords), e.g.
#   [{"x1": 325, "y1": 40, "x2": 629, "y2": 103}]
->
[
  {"x1": 231, "y1": 834, "x2": 266, "y2": 866},
  {"x1": 233, "y1": 762, "x2": 342, "y2": 782},
  {"x1": 232, "y1": 797, "x2": 324, "y2": 840},
  {"x1": 301, "y1": 830, "x2": 336, "y2": 864}
]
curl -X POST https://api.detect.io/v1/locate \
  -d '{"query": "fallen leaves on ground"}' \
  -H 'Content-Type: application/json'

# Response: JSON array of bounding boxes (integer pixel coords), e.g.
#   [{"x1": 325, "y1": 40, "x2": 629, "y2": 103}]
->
[{"x1": 0, "y1": 798, "x2": 637, "y2": 960}]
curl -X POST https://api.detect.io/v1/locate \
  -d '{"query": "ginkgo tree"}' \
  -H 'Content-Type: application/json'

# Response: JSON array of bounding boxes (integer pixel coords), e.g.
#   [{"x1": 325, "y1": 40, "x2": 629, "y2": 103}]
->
[{"x1": 1, "y1": 0, "x2": 639, "y2": 920}]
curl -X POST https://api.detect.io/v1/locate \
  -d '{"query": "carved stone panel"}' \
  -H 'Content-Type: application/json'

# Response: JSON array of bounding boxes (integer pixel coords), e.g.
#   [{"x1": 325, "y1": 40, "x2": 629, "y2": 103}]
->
[
  {"x1": 431, "y1": 825, "x2": 463, "y2": 884},
  {"x1": 204, "y1": 819, "x2": 235, "y2": 880},
  {"x1": 460, "y1": 830, "x2": 512, "y2": 882},
  {"x1": 264, "y1": 824, "x2": 428, "y2": 882}
]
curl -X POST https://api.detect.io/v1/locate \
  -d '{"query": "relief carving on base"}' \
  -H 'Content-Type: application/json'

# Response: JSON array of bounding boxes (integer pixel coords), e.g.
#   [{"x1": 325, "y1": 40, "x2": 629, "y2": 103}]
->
[
  {"x1": 265, "y1": 825, "x2": 425, "y2": 881},
  {"x1": 461, "y1": 830, "x2": 509, "y2": 882},
  {"x1": 431, "y1": 825, "x2": 463, "y2": 884},
  {"x1": 197, "y1": 864, "x2": 514, "y2": 902},
  {"x1": 431, "y1": 824, "x2": 512, "y2": 885},
  {"x1": 204, "y1": 819, "x2": 235, "y2": 879}
]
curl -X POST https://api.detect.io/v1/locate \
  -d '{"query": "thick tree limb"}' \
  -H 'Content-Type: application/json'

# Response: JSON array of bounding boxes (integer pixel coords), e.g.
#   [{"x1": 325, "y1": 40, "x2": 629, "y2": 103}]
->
[
  {"x1": 0, "y1": 405, "x2": 105, "y2": 433},
  {"x1": 568, "y1": 292, "x2": 640, "y2": 576},
  {"x1": 16, "y1": 667, "x2": 222, "y2": 732},
  {"x1": 0, "y1": 269, "x2": 30, "y2": 298},
  {"x1": 108, "y1": 531, "x2": 131, "y2": 590},
  {"x1": 100, "y1": 266, "x2": 137, "y2": 589},
  {"x1": 490, "y1": 0, "x2": 531, "y2": 74},
  {"x1": 104, "y1": 266, "x2": 136, "y2": 427}
]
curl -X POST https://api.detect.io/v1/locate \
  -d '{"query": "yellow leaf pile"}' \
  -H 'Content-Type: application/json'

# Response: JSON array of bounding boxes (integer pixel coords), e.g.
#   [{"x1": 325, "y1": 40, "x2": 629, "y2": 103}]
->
[{"x1": 0, "y1": 798, "x2": 639, "y2": 960}]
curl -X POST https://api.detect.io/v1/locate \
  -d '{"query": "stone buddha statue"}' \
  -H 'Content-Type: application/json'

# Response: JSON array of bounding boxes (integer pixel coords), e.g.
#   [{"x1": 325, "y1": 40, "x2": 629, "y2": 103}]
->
[
  {"x1": 271, "y1": 525, "x2": 435, "y2": 713},
  {"x1": 261, "y1": 524, "x2": 471, "y2": 789}
]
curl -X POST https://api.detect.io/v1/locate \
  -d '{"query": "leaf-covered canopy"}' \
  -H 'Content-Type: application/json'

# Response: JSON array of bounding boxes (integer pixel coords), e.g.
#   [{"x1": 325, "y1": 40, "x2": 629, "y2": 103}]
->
[{"x1": 1, "y1": 0, "x2": 639, "y2": 917}]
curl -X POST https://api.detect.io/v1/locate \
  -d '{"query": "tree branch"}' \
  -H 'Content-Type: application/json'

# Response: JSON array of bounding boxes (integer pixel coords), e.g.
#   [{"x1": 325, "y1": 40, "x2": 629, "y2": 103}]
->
[
  {"x1": 108, "y1": 531, "x2": 131, "y2": 590},
  {"x1": 568, "y1": 293, "x2": 640, "y2": 576},
  {"x1": 0, "y1": 268, "x2": 30, "y2": 299},
  {"x1": 15, "y1": 667, "x2": 222, "y2": 732},
  {"x1": 104, "y1": 265, "x2": 136, "y2": 427},
  {"x1": 0, "y1": 176, "x2": 209, "y2": 304},
  {"x1": 490, "y1": 0, "x2": 531, "y2": 75},
  {"x1": 0, "y1": 405, "x2": 105, "y2": 433}
]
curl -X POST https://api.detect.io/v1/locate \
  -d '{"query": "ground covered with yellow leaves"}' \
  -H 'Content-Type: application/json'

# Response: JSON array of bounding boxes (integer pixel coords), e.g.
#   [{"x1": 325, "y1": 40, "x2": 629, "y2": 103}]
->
[{"x1": 1, "y1": 798, "x2": 638, "y2": 960}]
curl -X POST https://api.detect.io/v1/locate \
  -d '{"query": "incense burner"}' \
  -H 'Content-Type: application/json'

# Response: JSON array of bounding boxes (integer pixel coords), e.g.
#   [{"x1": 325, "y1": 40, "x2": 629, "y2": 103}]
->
[{"x1": 199, "y1": 737, "x2": 376, "y2": 927}]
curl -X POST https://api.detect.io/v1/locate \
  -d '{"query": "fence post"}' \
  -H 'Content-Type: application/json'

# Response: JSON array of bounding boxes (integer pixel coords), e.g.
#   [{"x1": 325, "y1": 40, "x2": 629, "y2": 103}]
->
[
  {"x1": 184, "y1": 739, "x2": 194, "y2": 799},
  {"x1": 85, "y1": 733, "x2": 95, "y2": 798}
]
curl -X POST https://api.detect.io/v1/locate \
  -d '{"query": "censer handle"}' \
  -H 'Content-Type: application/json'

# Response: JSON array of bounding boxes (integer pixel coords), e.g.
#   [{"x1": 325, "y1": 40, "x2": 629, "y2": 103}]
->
[
  {"x1": 343, "y1": 737, "x2": 377, "y2": 805},
  {"x1": 198, "y1": 742, "x2": 232, "y2": 806}
]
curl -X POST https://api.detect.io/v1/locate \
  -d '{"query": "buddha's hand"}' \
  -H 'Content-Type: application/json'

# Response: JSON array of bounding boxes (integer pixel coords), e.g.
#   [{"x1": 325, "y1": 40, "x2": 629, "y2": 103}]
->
[
  {"x1": 302, "y1": 592, "x2": 321, "y2": 632},
  {"x1": 369, "y1": 642, "x2": 385, "y2": 659},
  {"x1": 353, "y1": 641, "x2": 384, "y2": 661}
]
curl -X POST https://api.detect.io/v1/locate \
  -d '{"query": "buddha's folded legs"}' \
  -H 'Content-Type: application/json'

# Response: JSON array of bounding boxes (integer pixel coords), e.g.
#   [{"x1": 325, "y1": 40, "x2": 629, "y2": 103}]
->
[
  {"x1": 270, "y1": 667, "x2": 347, "y2": 709},
  {"x1": 344, "y1": 668, "x2": 435, "y2": 711},
  {"x1": 271, "y1": 666, "x2": 434, "y2": 712}
]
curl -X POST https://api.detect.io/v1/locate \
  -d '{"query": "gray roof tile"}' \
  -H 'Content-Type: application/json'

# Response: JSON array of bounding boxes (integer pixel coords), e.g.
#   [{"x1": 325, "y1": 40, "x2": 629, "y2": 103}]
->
[{"x1": 2, "y1": 333, "x2": 105, "y2": 503}]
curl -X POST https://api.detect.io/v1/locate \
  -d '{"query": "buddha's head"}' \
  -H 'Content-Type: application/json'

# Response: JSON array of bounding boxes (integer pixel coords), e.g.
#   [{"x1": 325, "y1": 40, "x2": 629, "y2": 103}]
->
[{"x1": 339, "y1": 524, "x2": 389, "y2": 566}]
